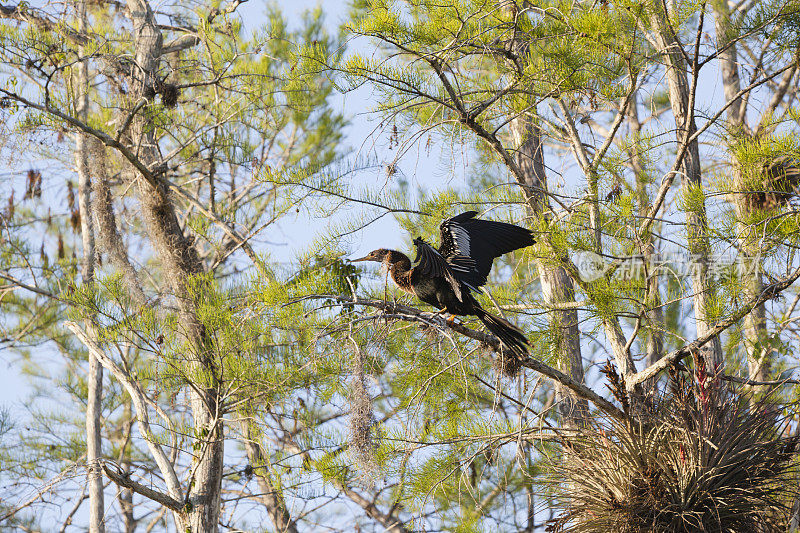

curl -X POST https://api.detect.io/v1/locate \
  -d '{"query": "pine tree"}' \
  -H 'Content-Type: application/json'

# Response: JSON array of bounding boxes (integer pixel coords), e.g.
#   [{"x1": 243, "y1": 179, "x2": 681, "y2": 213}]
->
[{"x1": 0, "y1": 1, "x2": 350, "y2": 530}]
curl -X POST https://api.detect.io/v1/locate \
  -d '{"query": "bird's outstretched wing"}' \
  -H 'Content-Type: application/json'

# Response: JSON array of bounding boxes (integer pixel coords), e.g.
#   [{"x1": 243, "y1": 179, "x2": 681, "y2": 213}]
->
[
  {"x1": 439, "y1": 211, "x2": 535, "y2": 289},
  {"x1": 412, "y1": 238, "x2": 464, "y2": 301}
]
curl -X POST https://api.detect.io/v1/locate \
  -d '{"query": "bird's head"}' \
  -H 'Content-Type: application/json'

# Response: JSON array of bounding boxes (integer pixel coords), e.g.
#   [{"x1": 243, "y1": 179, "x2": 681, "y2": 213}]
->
[{"x1": 351, "y1": 248, "x2": 393, "y2": 264}]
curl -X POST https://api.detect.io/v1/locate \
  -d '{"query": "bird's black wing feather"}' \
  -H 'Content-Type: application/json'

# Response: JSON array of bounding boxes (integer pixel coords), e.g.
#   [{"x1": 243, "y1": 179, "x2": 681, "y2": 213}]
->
[
  {"x1": 438, "y1": 211, "x2": 479, "y2": 257},
  {"x1": 439, "y1": 212, "x2": 535, "y2": 289},
  {"x1": 412, "y1": 238, "x2": 464, "y2": 301}
]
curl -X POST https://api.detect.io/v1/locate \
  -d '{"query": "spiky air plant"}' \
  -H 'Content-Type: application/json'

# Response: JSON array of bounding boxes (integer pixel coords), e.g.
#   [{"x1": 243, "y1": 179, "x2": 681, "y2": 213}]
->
[{"x1": 545, "y1": 361, "x2": 800, "y2": 533}]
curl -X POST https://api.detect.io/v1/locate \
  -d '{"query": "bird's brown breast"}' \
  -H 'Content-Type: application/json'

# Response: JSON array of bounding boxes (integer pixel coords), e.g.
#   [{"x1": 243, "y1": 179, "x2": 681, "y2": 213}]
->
[{"x1": 391, "y1": 269, "x2": 416, "y2": 294}]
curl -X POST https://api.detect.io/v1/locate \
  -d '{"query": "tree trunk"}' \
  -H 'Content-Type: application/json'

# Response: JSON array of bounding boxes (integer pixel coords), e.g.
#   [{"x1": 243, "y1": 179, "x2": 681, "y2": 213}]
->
[
  {"x1": 713, "y1": 0, "x2": 769, "y2": 382},
  {"x1": 650, "y1": 2, "x2": 724, "y2": 371},
  {"x1": 85, "y1": 354, "x2": 104, "y2": 532},
  {"x1": 497, "y1": 0, "x2": 587, "y2": 426},
  {"x1": 714, "y1": 0, "x2": 746, "y2": 131},
  {"x1": 74, "y1": 1, "x2": 104, "y2": 529},
  {"x1": 629, "y1": 96, "x2": 664, "y2": 387},
  {"x1": 510, "y1": 118, "x2": 588, "y2": 426},
  {"x1": 125, "y1": 1, "x2": 224, "y2": 530}
]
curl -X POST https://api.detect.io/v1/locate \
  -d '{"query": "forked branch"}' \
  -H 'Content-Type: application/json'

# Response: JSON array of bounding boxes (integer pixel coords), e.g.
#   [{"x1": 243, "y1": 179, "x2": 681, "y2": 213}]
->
[{"x1": 64, "y1": 322, "x2": 183, "y2": 504}]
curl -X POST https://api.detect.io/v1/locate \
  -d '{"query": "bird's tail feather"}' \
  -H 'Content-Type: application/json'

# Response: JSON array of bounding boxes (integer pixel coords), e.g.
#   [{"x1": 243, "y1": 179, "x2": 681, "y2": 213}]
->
[{"x1": 476, "y1": 309, "x2": 529, "y2": 375}]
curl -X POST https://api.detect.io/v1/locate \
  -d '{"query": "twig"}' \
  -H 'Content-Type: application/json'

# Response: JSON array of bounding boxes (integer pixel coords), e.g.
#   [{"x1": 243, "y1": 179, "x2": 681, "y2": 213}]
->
[
  {"x1": 720, "y1": 374, "x2": 800, "y2": 386},
  {"x1": 0, "y1": 467, "x2": 79, "y2": 523}
]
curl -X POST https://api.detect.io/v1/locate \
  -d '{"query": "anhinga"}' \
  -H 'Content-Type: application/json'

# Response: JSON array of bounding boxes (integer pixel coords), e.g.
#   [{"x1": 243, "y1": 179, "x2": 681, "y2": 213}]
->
[{"x1": 352, "y1": 211, "x2": 534, "y2": 367}]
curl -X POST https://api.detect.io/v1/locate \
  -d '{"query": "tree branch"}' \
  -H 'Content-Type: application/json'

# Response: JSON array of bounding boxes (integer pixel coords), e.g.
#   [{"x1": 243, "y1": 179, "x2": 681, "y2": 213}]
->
[
  {"x1": 305, "y1": 295, "x2": 625, "y2": 421},
  {"x1": 639, "y1": 59, "x2": 798, "y2": 239},
  {"x1": 102, "y1": 462, "x2": 184, "y2": 513},
  {"x1": 628, "y1": 263, "x2": 800, "y2": 386},
  {"x1": 64, "y1": 321, "x2": 184, "y2": 505},
  {"x1": 338, "y1": 485, "x2": 410, "y2": 533},
  {"x1": 0, "y1": 3, "x2": 88, "y2": 44},
  {"x1": 161, "y1": 34, "x2": 201, "y2": 55},
  {"x1": 0, "y1": 88, "x2": 160, "y2": 186}
]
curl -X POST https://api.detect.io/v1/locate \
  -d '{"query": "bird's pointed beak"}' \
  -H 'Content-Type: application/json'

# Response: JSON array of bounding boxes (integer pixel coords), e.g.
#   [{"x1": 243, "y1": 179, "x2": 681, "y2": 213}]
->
[{"x1": 351, "y1": 255, "x2": 371, "y2": 263}]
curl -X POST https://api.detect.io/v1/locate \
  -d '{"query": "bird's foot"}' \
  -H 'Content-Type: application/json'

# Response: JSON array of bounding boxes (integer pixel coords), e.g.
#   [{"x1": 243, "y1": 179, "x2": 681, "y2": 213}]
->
[
  {"x1": 435, "y1": 310, "x2": 457, "y2": 325},
  {"x1": 430, "y1": 309, "x2": 451, "y2": 327}
]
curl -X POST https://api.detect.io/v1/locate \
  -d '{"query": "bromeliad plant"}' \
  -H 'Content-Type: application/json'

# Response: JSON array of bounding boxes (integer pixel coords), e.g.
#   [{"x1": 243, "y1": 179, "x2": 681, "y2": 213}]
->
[{"x1": 545, "y1": 358, "x2": 800, "y2": 533}]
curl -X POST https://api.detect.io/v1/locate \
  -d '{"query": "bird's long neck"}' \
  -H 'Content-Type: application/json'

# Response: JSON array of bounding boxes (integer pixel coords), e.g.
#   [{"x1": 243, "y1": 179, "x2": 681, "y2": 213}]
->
[
  {"x1": 383, "y1": 250, "x2": 413, "y2": 291},
  {"x1": 384, "y1": 250, "x2": 412, "y2": 275}
]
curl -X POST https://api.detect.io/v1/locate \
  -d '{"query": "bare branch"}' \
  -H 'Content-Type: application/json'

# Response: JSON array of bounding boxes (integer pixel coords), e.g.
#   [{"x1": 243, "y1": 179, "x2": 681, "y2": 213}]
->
[
  {"x1": 102, "y1": 462, "x2": 184, "y2": 513},
  {"x1": 208, "y1": 0, "x2": 249, "y2": 23},
  {"x1": 0, "y1": 467, "x2": 79, "y2": 523},
  {"x1": 64, "y1": 321, "x2": 184, "y2": 507},
  {"x1": 720, "y1": 374, "x2": 800, "y2": 386},
  {"x1": 161, "y1": 34, "x2": 201, "y2": 55},
  {"x1": 628, "y1": 263, "x2": 800, "y2": 386}
]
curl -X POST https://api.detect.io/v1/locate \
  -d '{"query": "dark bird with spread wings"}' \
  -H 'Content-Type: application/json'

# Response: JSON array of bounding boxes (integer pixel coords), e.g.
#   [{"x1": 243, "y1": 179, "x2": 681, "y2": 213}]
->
[{"x1": 352, "y1": 211, "x2": 534, "y2": 371}]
